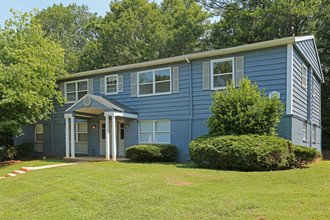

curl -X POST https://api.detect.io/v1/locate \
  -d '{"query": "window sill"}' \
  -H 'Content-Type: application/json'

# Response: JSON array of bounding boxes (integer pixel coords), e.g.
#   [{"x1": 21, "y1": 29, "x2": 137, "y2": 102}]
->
[
  {"x1": 139, "y1": 142, "x2": 171, "y2": 145},
  {"x1": 105, "y1": 92, "x2": 118, "y2": 96},
  {"x1": 137, "y1": 92, "x2": 172, "y2": 98}
]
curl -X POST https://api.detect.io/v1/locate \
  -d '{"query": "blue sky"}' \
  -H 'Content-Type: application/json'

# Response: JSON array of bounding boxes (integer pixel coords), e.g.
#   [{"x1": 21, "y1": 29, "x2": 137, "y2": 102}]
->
[{"x1": 0, "y1": 0, "x2": 163, "y2": 27}]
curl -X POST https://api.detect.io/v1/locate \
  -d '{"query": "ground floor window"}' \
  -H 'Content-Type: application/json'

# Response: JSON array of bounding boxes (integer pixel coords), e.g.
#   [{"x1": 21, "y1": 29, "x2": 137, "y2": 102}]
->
[
  {"x1": 69, "y1": 122, "x2": 88, "y2": 154},
  {"x1": 303, "y1": 121, "x2": 307, "y2": 142},
  {"x1": 35, "y1": 124, "x2": 43, "y2": 152},
  {"x1": 312, "y1": 125, "x2": 316, "y2": 143},
  {"x1": 138, "y1": 120, "x2": 170, "y2": 144}
]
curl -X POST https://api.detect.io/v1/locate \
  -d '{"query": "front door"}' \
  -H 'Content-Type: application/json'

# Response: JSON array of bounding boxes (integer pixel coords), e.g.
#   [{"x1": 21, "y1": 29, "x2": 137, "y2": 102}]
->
[{"x1": 99, "y1": 120, "x2": 125, "y2": 157}]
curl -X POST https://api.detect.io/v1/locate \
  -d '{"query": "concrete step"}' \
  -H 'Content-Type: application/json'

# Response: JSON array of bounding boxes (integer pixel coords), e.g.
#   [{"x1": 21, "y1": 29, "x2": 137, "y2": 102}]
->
[
  {"x1": 14, "y1": 170, "x2": 26, "y2": 175},
  {"x1": 6, "y1": 173, "x2": 17, "y2": 177}
]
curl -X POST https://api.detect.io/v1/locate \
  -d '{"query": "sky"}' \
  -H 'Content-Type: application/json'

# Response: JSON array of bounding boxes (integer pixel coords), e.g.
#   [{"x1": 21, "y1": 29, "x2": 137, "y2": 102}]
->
[{"x1": 0, "y1": 0, "x2": 163, "y2": 27}]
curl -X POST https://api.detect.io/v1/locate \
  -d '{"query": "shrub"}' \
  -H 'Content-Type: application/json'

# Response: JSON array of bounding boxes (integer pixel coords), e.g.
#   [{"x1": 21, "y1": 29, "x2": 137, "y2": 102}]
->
[
  {"x1": 126, "y1": 144, "x2": 178, "y2": 162},
  {"x1": 293, "y1": 145, "x2": 319, "y2": 167},
  {"x1": 189, "y1": 134, "x2": 295, "y2": 171},
  {"x1": 0, "y1": 142, "x2": 33, "y2": 161},
  {"x1": 207, "y1": 78, "x2": 284, "y2": 136}
]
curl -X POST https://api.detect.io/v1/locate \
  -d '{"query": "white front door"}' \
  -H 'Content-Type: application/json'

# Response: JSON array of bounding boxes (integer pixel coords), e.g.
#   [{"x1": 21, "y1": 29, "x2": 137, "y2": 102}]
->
[{"x1": 99, "y1": 119, "x2": 125, "y2": 157}]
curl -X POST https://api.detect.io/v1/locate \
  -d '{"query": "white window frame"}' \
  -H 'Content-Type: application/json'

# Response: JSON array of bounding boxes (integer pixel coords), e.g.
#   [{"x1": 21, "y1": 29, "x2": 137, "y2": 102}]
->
[
  {"x1": 137, "y1": 67, "x2": 172, "y2": 97},
  {"x1": 211, "y1": 57, "x2": 235, "y2": 90},
  {"x1": 69, "y1": 122, "x2": 88, "y2": 143},
  {"x1": 301, "y1": 64, "x2": 307, "y2": 89},
  {"x1": 138, "y1": 120, "x2": 171, "y2": 144},
  {"x1": 35, "y1": 124, "x2": 43, "y2": 152},
  {"x1": 105, "y1": 74, "x2": 118, "y2": 95},
  {"x1": 303, "y1": 121, "x2": 307, "y2": 142},
  {"x1": 64, "y1": 79, "x2": 88, "y2": 103},
  {"x1": 312, "y1": 125, "x2": 316, "y2": 143}
]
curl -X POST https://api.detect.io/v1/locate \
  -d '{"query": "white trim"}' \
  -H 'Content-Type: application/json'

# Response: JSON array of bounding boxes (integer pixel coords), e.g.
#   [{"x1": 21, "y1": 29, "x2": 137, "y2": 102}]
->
[
  {"x1": 286, "y1": 44, "x2": 293, "y2": 115},
  {"x1": 137, "y1": 67, "x2": 172, "y2": 97},
  {"x1": 210, "y1": 57, "x2": 235, "y2": 90},
  {"x1": 294, "y1": 35, "x2": 315, "y2": 42},
  {"x1": 104, "y1": 74, "x2": 119, "y2": 95},
  {"x1": 138, "y1": 120, "x2": 171, "y2": 144},
  {"x1": 301, "y1": 64, "x2": 308, "y2": 90},
  {"x1": 64, "y1": 79, "x2": 88, "y2": 104},
  {"x1": 59, "y1": 36, "x2": 296, "y2": 80},
  {"x1": 104, "y1": 111, "x2": 137, "y2": 119}
]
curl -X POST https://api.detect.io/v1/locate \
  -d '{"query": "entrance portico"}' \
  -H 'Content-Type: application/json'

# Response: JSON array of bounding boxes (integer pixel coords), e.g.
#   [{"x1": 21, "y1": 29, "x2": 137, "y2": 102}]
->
[{"x1": 64, "y1": 94, "x2": 137, "y2": 161}]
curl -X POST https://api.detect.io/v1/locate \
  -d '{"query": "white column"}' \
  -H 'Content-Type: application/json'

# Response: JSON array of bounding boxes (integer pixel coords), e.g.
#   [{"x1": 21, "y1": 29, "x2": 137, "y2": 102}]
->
[
  {"x1": 111, "y1": 116, "x2": 116, "y2": 161},
  {"x1": 65, "y1": 117, "x2": 70, "y2": 158},
  {"x1": 70, "y1": 117, "x2": 75, "y2": 158},
  {"x1": 105, "y1": 115, "x2": 110, "y2": 160}
]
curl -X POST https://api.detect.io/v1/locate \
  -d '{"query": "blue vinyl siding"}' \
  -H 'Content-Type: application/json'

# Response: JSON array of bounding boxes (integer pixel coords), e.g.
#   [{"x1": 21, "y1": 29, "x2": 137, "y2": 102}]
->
[
  {"x1": 295, "y1": 39, "x2": 322, "y2": 81},
  {"x1": 292, "y1": 49, "x2": 308, "y2": 119},
  {"x1": 311, "y1": 77, "x2": 321, "y2": 125}
]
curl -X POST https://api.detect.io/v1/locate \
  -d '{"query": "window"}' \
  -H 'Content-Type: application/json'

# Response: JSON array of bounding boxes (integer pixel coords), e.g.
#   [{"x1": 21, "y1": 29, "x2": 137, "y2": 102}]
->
[
  {"x1": 303, "y1": 121, "x2": 307, "y2": 142},
  {"x1": 138, "y1": 68, "x2": 171, "y2": 96},
  {"x1": 312, "y1": 78, "x2": 315, "y2": 97},
  {"x1": 211, "y1": 58, "x2": 234, "y2": 89},
  {"x1": 120, "y1": 123, "x2": 125, "y2": 140},
  {"x1": 139, "y1": 120, "x2": 170, "y2": 144},
  {"x1": 312, "y1": 125, "x2": 316, "y2": 143},
  {"x1": 69, "y1": 122, "x2": 88, "y2": 142},
  {"x1": 65, "y1": 80, "x2": 88, "y2": 103},
  {"x1": 301, "y1": 65, "x2": 307, "y2": 89},
  {"x1": 105, "y1": 75, "x2": 118, "y2": 95},
  {"x1": 35, "y1": 124, "x2": 43, "y2": 152}
]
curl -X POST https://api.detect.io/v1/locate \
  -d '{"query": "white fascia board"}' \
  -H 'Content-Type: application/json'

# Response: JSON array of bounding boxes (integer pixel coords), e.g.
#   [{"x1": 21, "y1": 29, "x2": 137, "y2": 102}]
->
[
  {"x1": 58, "y1": 36, "x2": 295, "y2": 80},
  {"x1": 294, "y1": 35, "x2": 315, "y2": 42},
  {"x1": 64, "y1": 113, "x2": 73, "y2": 118},
  {"x1": 104, "y1": 111, "x2": 137, "y2": 118}
]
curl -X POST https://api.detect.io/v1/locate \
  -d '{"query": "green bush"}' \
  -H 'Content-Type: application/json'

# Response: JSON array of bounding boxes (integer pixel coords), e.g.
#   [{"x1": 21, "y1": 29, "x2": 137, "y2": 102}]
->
[
  {"x1": 189, "y1": 134, "x2": 295, "y2": 171},
  {"x1": 126, "y1": 144, "x2": 178, "y2": 162},
  {"x1": 0, "y1": 142, "x2": 33, "y2": 161},
  {"x1": 207, "y1": 78, "x2": 284, "y2": 136},
  {"x1": 293, "y1": 145, "x2": 319, "y2": 167}
]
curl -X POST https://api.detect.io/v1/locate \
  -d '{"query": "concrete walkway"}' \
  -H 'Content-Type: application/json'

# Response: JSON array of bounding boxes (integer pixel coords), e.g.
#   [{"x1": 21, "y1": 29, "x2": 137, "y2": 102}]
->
[{"x1": 1, "y1": 162, "x2": 83, "y2": 179}]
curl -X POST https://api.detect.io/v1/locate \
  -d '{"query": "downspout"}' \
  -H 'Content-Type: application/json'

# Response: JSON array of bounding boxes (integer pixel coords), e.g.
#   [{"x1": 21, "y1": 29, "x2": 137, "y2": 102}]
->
[
  {"x1": 186, "y1": 57, "x2": 192, "y2": 155},
  {"x1": 51, "y1": 98, "x2": 55, "y2": 157},
  {"x1": 307, "y1": 68, "x2": 312, "y2": 148}
]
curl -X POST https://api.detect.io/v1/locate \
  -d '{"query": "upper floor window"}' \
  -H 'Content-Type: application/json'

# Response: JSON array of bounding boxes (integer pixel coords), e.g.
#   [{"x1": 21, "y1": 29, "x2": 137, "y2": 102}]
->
[
  {"x1": 138, "y1": 68, "x2": 171, "y2": 96},
  {"x1": 65, "y1": 80, "x2": 88, "y2": 103},
  {"x1": 35, "y1": 124, "x2": 43, "y2": 152},
  {"x1": 211, "y1": 58, "x2": 234, "y2": 89},
  {"x1": 301, "y1": 65, "x2": 307, "y2": 89},
  {"x1": 105, "y1": 74, "x2": 118, "y2": 95},
  {"x1": 139, "y1": 120, "x2": 170, "y2": 144}
]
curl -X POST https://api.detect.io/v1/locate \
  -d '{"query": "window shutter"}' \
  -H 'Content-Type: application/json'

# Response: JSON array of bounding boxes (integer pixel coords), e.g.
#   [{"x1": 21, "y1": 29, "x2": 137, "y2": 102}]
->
[
  {"x1": 172, "y1": 66, "x2": 179, "y2": 93},
  {"x1": 100, "y1": 77, "x2": 105, "y2": 94},
  {"x1": 59, "y1": 83, "x2": 65, "y2": 96},
  {"x1": 235, "y1": 56, "x2": 244, "y2": 87},
  {"x1": 118, "y1": 75, "x2": 124, "y2": 93},
  {"x1": 131, "y1": 72, "x2": 137, "y2": 97},
  {"x1": 202, "y1": 61, "x2": 210, "y2": 90},
  {"x1": 88, "y1": 78, "x2": 93, "y2": 94}
]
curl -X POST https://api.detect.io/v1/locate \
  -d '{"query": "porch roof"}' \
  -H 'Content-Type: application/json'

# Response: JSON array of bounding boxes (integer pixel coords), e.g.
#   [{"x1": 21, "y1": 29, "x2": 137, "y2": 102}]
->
[{"x1": 65, "y1": 94, "x2": 137, "y2": 119}]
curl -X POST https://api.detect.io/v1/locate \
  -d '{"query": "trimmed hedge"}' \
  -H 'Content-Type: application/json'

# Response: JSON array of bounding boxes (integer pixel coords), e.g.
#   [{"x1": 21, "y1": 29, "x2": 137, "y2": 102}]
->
[
  {"x1": 126, "y1": 144, "x2": 178, "y2": 162},
  {"x1": 189, "y1": 134, "x2": 296, "y2": 171},
  {"x1": 0, "y1": 142, "x2": 33, "y2": 161},
  {"x1": 293, "y1": 145, "x2": 319, "y2": 167}
]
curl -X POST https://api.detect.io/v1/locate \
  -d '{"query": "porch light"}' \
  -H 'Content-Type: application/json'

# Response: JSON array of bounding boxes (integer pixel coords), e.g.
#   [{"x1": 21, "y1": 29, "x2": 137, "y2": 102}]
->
[
  {"x1": 92, "y1": 125, "x2": 97, "y2": 129},
  {"x1": 125, "y1": 123, "x2": 129, "y2": 129}
]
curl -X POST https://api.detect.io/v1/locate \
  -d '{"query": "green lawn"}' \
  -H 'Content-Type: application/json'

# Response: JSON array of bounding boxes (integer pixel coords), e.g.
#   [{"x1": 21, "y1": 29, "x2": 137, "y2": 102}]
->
[{"x1": 0, "y1": 160, "x2": 329, "y2": 219}]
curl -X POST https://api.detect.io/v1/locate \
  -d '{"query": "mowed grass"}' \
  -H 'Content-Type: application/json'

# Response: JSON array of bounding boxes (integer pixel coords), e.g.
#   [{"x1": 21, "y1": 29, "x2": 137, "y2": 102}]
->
[{"x1": 0, "y1": 160, "x2": 329, "y2": 219}]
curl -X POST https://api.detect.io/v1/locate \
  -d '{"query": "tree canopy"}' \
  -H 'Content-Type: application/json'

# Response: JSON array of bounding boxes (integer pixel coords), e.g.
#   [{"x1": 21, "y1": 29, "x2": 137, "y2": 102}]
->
[{"x1": 0, "y1": 10, "x2": 66, "y2": 134}]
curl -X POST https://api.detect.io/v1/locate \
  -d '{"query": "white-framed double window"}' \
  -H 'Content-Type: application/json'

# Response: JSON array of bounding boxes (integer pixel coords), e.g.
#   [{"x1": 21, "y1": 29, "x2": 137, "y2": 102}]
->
[
  {"x1": 69, "y1": 122, "x2": 88, "y2": 143},
  {"x1": 138, "y1": 120, "x2": 170, "y2": 144},
  {"x1": 303, "y1": 121, "x2": 307, "y2": 142},
  {"x1": 35, "y1": 124, "x2": 43, "y2": 152},
  {"x1": 105, "y1": 74, "x2": 118, "y2": 95},
  {"x1": 211, "y1": 57, "x2": 234, "y2": 90},
  {"x1": 312, "y1": 125, "x2": 316, "y2": 143},
  {"x1": 65, "y1": 79, "x2": 88, "y2": 103},
  {"x1": 301, "y1": 64, "x2": 307, "y2": 89},
  {"x1": 137, "y1": 68, "x2": 171, "y2": 96}
]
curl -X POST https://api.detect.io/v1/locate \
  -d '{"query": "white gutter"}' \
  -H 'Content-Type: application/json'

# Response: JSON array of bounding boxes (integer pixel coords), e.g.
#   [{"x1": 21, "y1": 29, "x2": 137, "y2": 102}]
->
[{"x1": 58, "y1": 36, "x2": 296, "y2": 80}]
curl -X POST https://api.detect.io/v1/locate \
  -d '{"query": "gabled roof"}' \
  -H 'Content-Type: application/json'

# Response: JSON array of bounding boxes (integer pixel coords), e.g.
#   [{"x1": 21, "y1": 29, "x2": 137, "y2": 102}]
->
[
  {"x1": 58, "y1": 35, "x2": 324, "y2": 83},
  {"x1": 65, "y1": 94, "x2": 136, "y2": 114}
]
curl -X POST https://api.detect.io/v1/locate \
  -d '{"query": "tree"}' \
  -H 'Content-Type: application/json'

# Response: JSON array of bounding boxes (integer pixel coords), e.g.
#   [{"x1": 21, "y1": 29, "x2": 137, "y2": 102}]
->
[
  {"x1": 0, "y1": 10, "x2": 66, "y2": 134},
  {"x1": 207, "y1": 78, "x2": 284, "y2": 136},
  {"x1": 35, "y1": 4, "x2": 100, "y2": 73},
  {"x1": 79, "y1": 0, "x2": 210, "y2": 71}
]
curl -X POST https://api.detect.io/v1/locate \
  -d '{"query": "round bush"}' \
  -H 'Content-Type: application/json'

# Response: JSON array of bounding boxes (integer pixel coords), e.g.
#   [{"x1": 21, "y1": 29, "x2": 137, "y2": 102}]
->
[
  {"x1": 292, "y1": 145, "x2": 319, "y2": 167},
  {"x1": 126, "y1": 144, "x2": 178, "y2": 162},
  {"x1": 189, "y1": 134, "x2": 295, "y2": 171}
]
